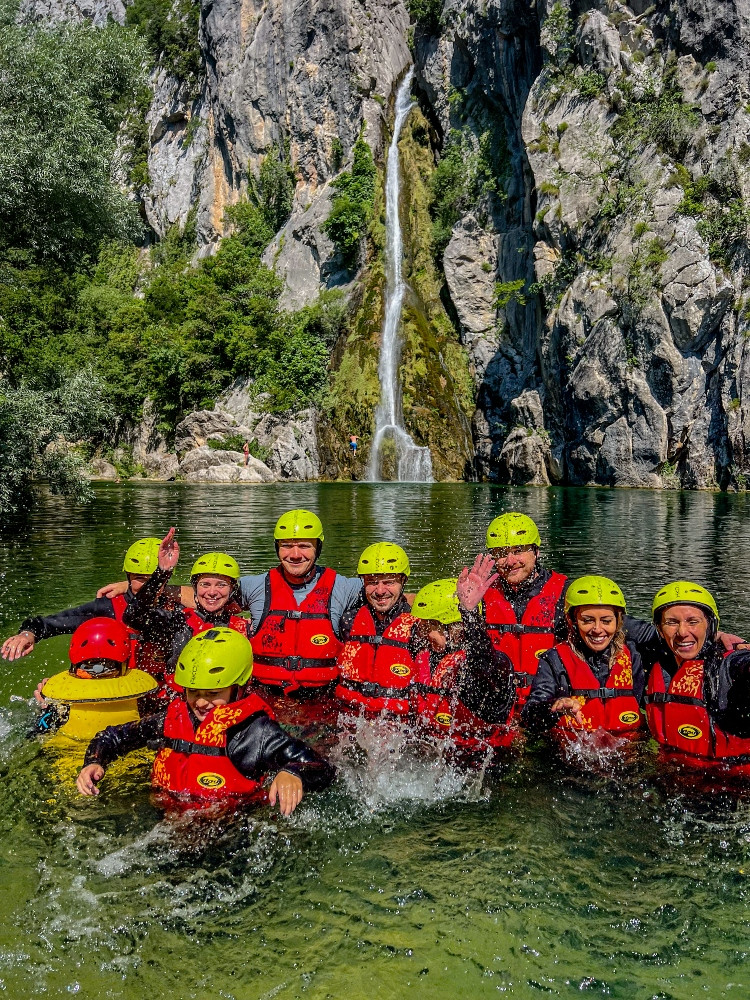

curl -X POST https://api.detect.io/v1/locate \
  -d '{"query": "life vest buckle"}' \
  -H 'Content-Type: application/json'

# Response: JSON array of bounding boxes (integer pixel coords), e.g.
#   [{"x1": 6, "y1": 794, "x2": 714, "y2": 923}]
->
[
  {"x1": 288, "y1": 610, "x2": 302, "y2": 620},
  {"x1": 286, "y1": 655, "x2": 302, "y2": 671}
]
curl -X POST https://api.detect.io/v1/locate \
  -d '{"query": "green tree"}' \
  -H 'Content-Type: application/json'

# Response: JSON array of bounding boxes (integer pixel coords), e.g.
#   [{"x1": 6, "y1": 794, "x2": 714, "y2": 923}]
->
[
  {"x1": 323, "y1": 137, "x2": 377, "y2": 267},
  {"x1": 0, "y1": 6, "x2": 147, "y2": 268}
]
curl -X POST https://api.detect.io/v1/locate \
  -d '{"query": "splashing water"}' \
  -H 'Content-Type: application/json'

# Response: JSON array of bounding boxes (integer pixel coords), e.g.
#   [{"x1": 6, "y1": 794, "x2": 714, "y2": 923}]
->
[
  {"x1": 368, "y1": 69, "x2": 434, "y2": 483},
  {"x1": 332, "y1": 712, "x2": 489, "y2": 812}
]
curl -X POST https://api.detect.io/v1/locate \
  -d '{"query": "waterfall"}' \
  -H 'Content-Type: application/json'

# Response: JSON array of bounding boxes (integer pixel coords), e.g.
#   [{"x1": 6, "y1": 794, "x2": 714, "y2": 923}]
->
[{"x1": 367, "y1": 69, "x2": 434, "y2": 484}]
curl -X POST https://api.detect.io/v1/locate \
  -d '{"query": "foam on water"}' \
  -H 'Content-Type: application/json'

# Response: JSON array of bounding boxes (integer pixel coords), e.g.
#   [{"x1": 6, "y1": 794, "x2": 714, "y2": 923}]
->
[{"x1": 331, "y1": 712, "x2": 490, "y2": 813}]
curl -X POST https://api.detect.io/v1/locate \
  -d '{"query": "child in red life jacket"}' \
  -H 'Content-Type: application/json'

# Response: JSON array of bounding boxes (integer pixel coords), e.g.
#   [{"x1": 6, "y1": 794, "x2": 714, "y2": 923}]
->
[
  {"x1": 75, "y1": 627, "x2": 335, "y2": 811},
  {"x1": 409, "y1": 556, "x2": 516, "y2": 751},
  {"x1": 521, "y1": 575, "x2": 645, "y2": 738}
]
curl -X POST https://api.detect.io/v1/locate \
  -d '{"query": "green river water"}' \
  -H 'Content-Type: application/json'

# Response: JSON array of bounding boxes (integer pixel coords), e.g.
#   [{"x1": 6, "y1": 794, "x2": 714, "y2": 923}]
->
[{"x1": 1, "y1": 482, "x2": 750, "y2": 999}]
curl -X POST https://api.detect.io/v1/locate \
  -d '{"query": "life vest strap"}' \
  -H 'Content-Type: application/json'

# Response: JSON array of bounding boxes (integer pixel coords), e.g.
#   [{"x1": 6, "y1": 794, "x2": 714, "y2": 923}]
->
[
  {"x1": 338, "y1": 678, "x2": 411, "y2": 700},
  {"x1": 413, "y1": 682, "x2": 450, "y2": 697},
  {"x1": 570, "y1": 687, "x2": 634, "y2": 700},
  {"x1": 644, "y1": 691, "x2": 704, "y2": 707},
  {"x1": 513, "y1": 672, "x2": 534, "y2": 688},
  {"x1": 165, "y1": 738, "x2": 226, "y2": 757},
  {"x1": 253, "y1": 653, "x2": 336, "y2": 671},
  {"x1": 346, "y1": 634, "x2": 411, "y2": 650},
  {"x1": 493, "y1": 623, "x2": 551, "y2": 636},
  {"x1": 271, "y1": 610, "x2": 331, "y2": 622}
]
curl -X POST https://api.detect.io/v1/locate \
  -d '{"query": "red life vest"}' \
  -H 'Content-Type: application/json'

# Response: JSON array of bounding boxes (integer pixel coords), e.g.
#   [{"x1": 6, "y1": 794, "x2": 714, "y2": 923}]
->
[
  {"x1": 152, "y1": 692, "x2": 274, "y2": 800},
  {"x1": 414, "y1": 649, "x2": 517, "y2": 749},
  {"x1": 251, "y1": 568, "x2": 342, "y2": 689},
  {"x1": 645, "y1": 656, "x2": 750, "y2": 766},
  {"x1": 182, "y1": 607, "x2": 250, "y2": 639},
  {"x1": 483, "y1": 572, "x2": 567, "y2": 707},
  {"x1": 335, "y1": 605, "x2": 418, "y2": 715},
  {"x1": 551, "y1": 643, "x2": 643, "y2": 735}
]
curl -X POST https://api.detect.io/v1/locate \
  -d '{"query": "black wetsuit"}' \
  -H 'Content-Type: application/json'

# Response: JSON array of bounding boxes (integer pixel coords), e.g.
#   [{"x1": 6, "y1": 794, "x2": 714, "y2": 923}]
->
[
  {"x1": 84, "y1": 703, "x2": 336, "y2": 792},
  {"x1": 123, "y1": 567, "x2": 250, "y2": 670},
  {"x1": 19, "y1": 585, "x2": 180, "y2": 641}
]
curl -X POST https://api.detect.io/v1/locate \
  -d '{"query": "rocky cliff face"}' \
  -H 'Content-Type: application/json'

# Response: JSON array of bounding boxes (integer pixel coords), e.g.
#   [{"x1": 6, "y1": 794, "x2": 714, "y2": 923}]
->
[
  {"x1": 24, "y1": 0, "x2": 750, "y2": 488},
  {"x1": 413, "y1": 0, "x2": 750, "y2": 489}
]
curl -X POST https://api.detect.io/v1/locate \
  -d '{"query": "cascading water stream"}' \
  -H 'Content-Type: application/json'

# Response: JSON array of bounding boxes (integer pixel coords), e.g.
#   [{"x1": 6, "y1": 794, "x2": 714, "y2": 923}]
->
[{"x1": 367, "y1": 69, "x2": 433, "y2": 483}]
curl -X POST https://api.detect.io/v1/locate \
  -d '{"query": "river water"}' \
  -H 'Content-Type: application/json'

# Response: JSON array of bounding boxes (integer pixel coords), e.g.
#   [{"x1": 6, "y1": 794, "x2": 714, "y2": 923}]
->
[{"x1": 1, "y1": 482, "x2": 750, "y2": 998}]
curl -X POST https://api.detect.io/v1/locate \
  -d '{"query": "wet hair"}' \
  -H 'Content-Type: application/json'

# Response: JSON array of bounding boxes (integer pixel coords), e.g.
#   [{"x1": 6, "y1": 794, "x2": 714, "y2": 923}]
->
[{"x1": 568, "y1": 606, "x2": 625, "y2": 667}]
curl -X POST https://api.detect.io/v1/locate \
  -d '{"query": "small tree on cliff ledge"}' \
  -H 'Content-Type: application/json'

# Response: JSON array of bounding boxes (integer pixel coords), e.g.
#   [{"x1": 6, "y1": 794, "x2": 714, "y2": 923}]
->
[{"x1": 323, "y1": 137, "x2": 377, "y2": 268}]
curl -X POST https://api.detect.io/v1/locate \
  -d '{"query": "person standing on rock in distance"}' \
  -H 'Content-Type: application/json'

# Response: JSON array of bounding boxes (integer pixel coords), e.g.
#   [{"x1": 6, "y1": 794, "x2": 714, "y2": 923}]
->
[
  {"x1": 243, "y1": 440, "x2": 250, "y2": 466},
  {"x1": 480, "y1": 513, "x2": 568, "y2": 710}
]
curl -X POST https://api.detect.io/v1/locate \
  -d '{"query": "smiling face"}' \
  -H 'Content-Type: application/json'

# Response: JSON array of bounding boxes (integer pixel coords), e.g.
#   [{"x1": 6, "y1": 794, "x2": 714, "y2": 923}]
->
[
  {"x1": 362, "y1": 574, "x2": 405, "y2": 617},
  {"x1": 278, "y1": 539, "x2": 318, "y2": 581},
  {"x1": 127, "y1": 573, "x2": 151, "y2": 595},
  {"x1": 185, "y1": 685, "x2": 235, "y2": 721},
  {"x1": 490, "y1": 545, "x2": 538, "y2": 589},
  {"x1": 573, "y1": 605, "x2": 619, "y2": 654},
  {"x1": 194, "y1": 574, "x2": 234, "y2": 614},
  {"x1": 657, "y1": 604, "x2": 710, "y2": 664}
]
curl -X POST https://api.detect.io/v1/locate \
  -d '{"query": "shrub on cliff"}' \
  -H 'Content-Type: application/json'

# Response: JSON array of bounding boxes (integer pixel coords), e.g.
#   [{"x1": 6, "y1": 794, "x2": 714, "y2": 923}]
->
[{"x1": 323, "y1": 137, "x2": 377, "y2": 267}]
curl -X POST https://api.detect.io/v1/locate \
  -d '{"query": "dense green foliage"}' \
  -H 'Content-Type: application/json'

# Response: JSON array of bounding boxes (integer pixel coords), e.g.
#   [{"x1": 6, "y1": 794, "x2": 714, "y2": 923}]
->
[
  {"x1": 125, "y1": 0, "x2": 201, "y2": 80},
  {"x1": 323, "y1": 137, "x2": 377, "y2": 267},
  {"x1": 0, "y1": 370, "x2": 109, "y2": 515},
  {"x1": 407, "y1": 0, "x2": 443, "y2": 32},
  {"x1": 0, "y1": 4, "x2": 146, "y2": 268}
]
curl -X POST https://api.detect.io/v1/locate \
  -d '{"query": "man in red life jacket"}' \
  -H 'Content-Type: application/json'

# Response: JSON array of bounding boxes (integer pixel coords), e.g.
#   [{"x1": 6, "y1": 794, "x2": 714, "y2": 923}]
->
[
  {"x1": 644, "y1": 581, "x2": 750, "y2": 772},
  {"x1": 480, "y1": 513, "x2": 568, "y2": 707},
  {"x1": 123, "y1": 529, "x2": 251, "y2": 701},
  {"x1": 242, "y1": 510, "x2": 362, "y2": 692},
  {"x1": 521, "y1": 575, "x2": 645, "y2": 739},
  {"x1": 410, "y1": 559, "x2": 516, "y2": 750},
  {"x1": 75, "y1": 627, "x2": 335, "y2": 810},
  {"x1": 1, "y1": 538, "x2": 181, "y2": 667},
  {"x1": 335, "y1": 542, "x2": 418, "y2": 715}
]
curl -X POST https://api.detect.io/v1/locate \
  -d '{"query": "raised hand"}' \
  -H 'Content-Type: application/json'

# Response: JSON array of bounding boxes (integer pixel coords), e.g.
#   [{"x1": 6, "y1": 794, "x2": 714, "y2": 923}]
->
[
  {"x1": 158, "y1": 527, "x2": 179, "y2": 573},
  {"x1": 456, "y1": 554, "x2": 499, "y2": 612}
]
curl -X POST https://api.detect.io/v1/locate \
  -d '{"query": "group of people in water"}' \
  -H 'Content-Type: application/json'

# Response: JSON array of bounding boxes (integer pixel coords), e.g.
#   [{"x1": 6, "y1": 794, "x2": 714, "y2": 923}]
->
[{"x1": 4, "y1": 509, "x2": 750, "y2": 815}]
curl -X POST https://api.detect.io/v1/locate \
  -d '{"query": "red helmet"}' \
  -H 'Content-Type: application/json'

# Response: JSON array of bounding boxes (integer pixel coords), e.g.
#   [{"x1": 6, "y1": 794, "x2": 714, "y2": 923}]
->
[{"x1": 69, "y1": 617, "x2": 133, "y2": 667}]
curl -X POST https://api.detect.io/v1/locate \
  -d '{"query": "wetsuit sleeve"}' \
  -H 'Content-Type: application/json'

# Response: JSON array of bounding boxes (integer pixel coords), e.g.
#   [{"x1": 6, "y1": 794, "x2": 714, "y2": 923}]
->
[
  {"x1": 226, "y1": 714, "x2": 336, "y2": 792},
  {"x1": 713, "y1": 650, "x2": 750, "y2": 737},
  {"x1": 553, "y1": 587, "x2": 569, "y2": 642},
  {"x1": 19, "y1": 598, "x2": 117, "y2": 640},
  {"x1": 521, "y1": 649, "x2": 569, "y2": 732},
  {"x1": 455, "y1": 609, "x2": 515, "y2": 723},
  {"x1": 123, "y1": 568, "x2": 181, "y2": 643},
  {"x1": 83, "y1": 709, "x2": 168, "y2": 769}
]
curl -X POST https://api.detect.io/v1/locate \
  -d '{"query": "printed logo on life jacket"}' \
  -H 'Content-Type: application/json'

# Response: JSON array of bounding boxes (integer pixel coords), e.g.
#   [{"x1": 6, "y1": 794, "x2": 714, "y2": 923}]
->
[
  {"x1": 311, "y1": 634, "x2": 330, "y2": 646},
  {"x1": 390, "y1": 664, "x2": 411, "y2": 677},
  {"x1": 677, "y1": 724, "x2": 703, "y2": 741},
  {"x1": 197, "y1": 772, "x2": 226, "y2": 789},
  {"x1": 619, "y1": 711, "x2": 640, "y2": 725},
  {"x1": 435, "y1": 712, "x2": 452, "y2": 727},
  {"x1": 535, "y1": 648, "x2": 548, "y2": 659}
]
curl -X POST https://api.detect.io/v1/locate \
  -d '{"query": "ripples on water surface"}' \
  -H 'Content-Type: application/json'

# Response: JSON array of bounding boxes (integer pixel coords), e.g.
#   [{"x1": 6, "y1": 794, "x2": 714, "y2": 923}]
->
[{"x1": 1, "y1": 483, "x2": 750, "y2": 997}]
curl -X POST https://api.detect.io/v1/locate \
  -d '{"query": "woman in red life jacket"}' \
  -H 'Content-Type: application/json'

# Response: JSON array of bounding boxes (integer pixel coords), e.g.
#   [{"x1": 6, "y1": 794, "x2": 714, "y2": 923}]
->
[
  {"x1": 75, "y1": 627, "x2": 335, "y2": 809},
  {"x1": 410, "y1": 556, "x2": 516, "y2": 752},
  {"x1": 335, "y1": 542, "x2": 418, "y2": 715},
  {"x1": 645, "y1": 582, "x2": 750, "y2": 775},
  {"x1": 123, "y1": 529, "x2": 251, "y2": 703},
  {"x1": 521, "y1": 576, "x2": 645, "y2": 742},
  {"x1": 1, "y1": 537, "x2": 181, "y2": 668},
  {"x1": 480, "y1": 513, "x2": 568, "y2": 709}
]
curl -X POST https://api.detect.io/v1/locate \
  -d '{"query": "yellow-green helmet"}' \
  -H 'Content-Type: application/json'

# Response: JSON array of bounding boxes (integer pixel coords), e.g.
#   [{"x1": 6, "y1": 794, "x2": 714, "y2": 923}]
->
[
  {"x1": 122, "y1": 537, "x2": 161, "y2": 575},
  {"x1": 274, "y1": 509, "x2": 324, "y2": 543},
  {"x1": 652, "y1": 581, "x2": 719, "y2": 626},
  {"x1": 357, "y1": 542, "x2": 410, "y2": 578},
  {"x1": 174, "y1": 627, "x2": 253, "y2": 689},
  {"x1": 411, "y1": 579, "x2": 462, "y2": 625},
  {"x1": 565, "y1": 575, "x2": 626, "y2": 613},
  {"x1": 190, "y1": 552, "x2": 241, "y2": 582},
  {"x1": 486, "y1": 512, "x2": 541, "y2": 549}
]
